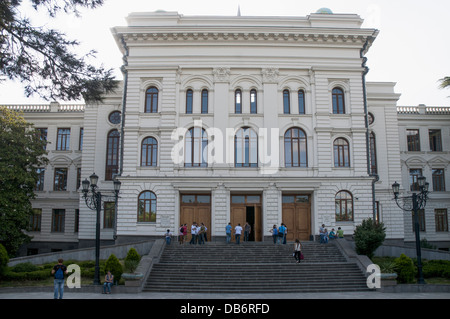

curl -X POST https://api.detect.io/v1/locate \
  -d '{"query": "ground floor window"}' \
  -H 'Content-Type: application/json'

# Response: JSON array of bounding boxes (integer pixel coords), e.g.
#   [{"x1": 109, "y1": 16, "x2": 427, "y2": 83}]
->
[
  {"x1": 435, "y1": 209, "x2": 448, "y2": 232},
  {"x1": 335, "y1": 191, "x2": 353, "y2": 222},
  {"x1": 138, "y1": 191, "x2": 156, "y2": 222}
]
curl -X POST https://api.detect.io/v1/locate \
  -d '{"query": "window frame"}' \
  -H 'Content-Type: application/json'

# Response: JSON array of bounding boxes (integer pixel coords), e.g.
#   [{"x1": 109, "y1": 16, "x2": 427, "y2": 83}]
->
[
  {"x1": 235, "y1": 89, "x2": 242, "y2": 114},
  {"x1": 250, "y1": 89, "x2": 257, "y2": 114},
  {"x1": 284, "y1": 127, "x2": 308, "y2": 168},
  {"x1": 283, "y1": 89, "x2": 290, "y2": 114},
  {"x1": 234, "y1": 127, "x2": 258, "y2": 168},
  {"x1": 406, "y1": 129, "x2": 421, "y2": 152},
  {"x1": 138, "y1": 191, "x2": 157, "y2": 223},
  {"x1": 335, "y1": 190, "x2": 353, "y2": 222},
  {"x1": 186, "y1": 89, "x2": 193, "y2": 114},
  {"x1": 332, "y1": 88, "x2": 345, "y2": 114},
  {"x1": 145, "y1": 86, "x2": 159, "y2": 113},
  {"x1": 185, "y1": 127, "x2": 208, "y2": 167},
  {"x1": 56, "y1": 128, "x2": 70, "y2": 151},
  {"x1": 201, "y1": 89, "x2": 209, "y2": 114},
  {"x1": 141, "y1": 137, "x2": 158, "y2": 167},
  {"x1": 105, "y1": 129, "x2": 120, "y2": 181},
  {"x1": 298, "y1": 89, "x2": 305, "y2": 114},
  {"x1": 333, "y1": 138, "x2": 350, "y2": 168}
]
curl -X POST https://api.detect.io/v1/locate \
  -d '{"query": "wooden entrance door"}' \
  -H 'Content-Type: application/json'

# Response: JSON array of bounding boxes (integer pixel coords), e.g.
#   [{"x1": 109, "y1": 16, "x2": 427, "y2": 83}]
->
[
  {"x1": 180, "y1": 194, "x2": 211, "y2": 240},
  {"x1": 230, "y1": 195, "x2": 262, "y2": 242},
  {"x1": 282, "y1": 195, "x2": 311, "y2": 241}
]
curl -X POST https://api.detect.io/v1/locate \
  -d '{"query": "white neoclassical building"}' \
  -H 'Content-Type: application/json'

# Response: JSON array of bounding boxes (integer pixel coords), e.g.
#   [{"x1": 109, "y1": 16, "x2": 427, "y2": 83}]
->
[{"x1": 4, "y1": 9, "x2": 449, "y2": 255}]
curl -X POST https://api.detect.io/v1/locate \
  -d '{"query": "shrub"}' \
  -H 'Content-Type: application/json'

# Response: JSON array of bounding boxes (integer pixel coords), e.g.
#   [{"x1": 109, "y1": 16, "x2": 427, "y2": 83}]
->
[
  {"x1": 0, "y1": 244, "x2": 9, "y2": 277},
  {"x1": 394, "y1": 254, "x2": 416, "y2": 283},
  {"x1": 105, "y1": 254, "x2": 123, "y2": 283},
  {"x1": 10, "y1": 262, "x2": 39, "y2": 273},
  {"x1": 354, "y1": 218, "x2": 386, "y2": 259},
  {"x1": 125, "y1": 248, "x2": 141, "y2": 263},
  {"x1": 422, "y1": 260, "x2": 450, "y2": 279}
]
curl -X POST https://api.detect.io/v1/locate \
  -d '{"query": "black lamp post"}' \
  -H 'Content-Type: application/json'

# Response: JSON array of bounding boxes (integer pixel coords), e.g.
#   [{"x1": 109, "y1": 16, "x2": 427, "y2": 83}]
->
[
  {"x1": 82, "y1": 173, "x2": 121, "y2": 285},
  {"x1": 392, "y1": 176, "x2": 428, "y2": 284}
]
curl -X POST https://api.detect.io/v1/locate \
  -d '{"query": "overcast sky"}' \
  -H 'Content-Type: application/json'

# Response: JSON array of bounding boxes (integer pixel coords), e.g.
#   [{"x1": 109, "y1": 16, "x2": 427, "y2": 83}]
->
[{"x1": 1, "y1": 0, "x2": 449, "y2": 106}]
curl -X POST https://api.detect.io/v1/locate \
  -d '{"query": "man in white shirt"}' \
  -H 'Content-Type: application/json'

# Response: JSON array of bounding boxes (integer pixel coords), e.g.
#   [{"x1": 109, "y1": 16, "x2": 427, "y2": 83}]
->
[
  {"x1": 234, "y1": 223, "x2": 243, "y2": 244},
  {"x1": 190, "y1": 222, "x2": 198, "y2": 245}
]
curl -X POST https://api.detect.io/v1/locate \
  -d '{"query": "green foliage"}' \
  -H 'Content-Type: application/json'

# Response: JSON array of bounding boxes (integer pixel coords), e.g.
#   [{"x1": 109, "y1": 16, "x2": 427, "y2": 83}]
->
[
  {"x1": 9, "y1": 262, "x2": 38, "y2": 273},
  {"x1": 422, "y1": 260, "x2": 450, "y2": 279},
  {"x1": 0, "y1": 0, "x2": 117, "y2": 102},
  {"x1": 0, "y1": 244, "x2": 9, "y2": 276},
  {"x1": 394, "y1": 254, "x2": 416, "y2": 284},
  {"x1": 0, "y1": 107, "x2": 48, "y2": 256},
  {"x1": 105, "y1": 254, "x2": 122, "y2": 283},
  {"x1": 123, "y1": 248, "x2": 141, "y2": 273},
  {"x1": 354, "y1": 218, "x2": 386, "y2": 259},
  {"x1": 125, "y1": 248, "x2": 141, "y2": 263}
]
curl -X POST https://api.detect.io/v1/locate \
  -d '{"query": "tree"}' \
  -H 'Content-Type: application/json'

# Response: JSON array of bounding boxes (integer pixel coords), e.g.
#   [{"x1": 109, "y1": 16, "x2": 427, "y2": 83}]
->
[
  {"x1": 353, "y1": 218, "x2": 386, "y2": 259},
  {"x1": 438, "y1": 76, "x2": 450, "y2": 90},
  {"x1": 0, "y1": 0, "x2": 118, "y2": 102},
  {"x1": 0, "y1": 107, "x2": 48, "y2": 256}
]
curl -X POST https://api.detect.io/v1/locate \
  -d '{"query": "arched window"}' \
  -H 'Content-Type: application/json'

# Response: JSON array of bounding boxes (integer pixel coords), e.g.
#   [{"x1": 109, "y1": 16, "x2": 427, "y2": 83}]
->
[
  {"x1": 201, "y1": 89, "x2": 208, "y2": 114},
  {"x1": 332, "y1": 88, "x2": 345, "y2": 114},
  {"x1": 235, "y1": 127, "x2": 258, "y2": 167},
  {"x1": 284, "y1": 127, "x2": 307, "y2": 167},
  {"x1": 141, "y1": 137, "x2": 158, "y2": 167},
  {"x1": 298, "y1": 90, "x2": 305, "y2": 114},
  {"x1": 335, "y1": 191, "x2": 353, "y2": 221},
  {"x1": 333, "y1": 138, "x2": 350, "y2": 167},
  {"x1": 235, "y1": 89, "x2": 242, "y2": 114},
  {"x1": 105, "y1": 130, "x2": 120, "y2": 180},
  {"x1": 283, "y1": 89, "x2": 290, "y2": 114},
  {"x1": 186, "y1": 89, "x2": 193, "y2": 114},
  {"x1": 369, "y1": 132, "x2": 377, "y2": 175},
  {"x1": 145, "y1": 87, "x2": 158, "y2": 113},
  {"x1": 185, "y1": 127, "x2": 207, "y2": 167},
  {"x1": 138, "y1": 191, "x2": 156, "y2": 222},
  {"x1": 250, "y1": 89, "x2": 257, "y2": 114}
]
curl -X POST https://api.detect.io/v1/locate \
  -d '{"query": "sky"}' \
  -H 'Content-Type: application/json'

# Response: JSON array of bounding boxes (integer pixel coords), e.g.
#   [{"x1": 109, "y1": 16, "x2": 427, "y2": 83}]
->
[{"x1": 1, "y1": 0, "x2": 449, "y2": 106}]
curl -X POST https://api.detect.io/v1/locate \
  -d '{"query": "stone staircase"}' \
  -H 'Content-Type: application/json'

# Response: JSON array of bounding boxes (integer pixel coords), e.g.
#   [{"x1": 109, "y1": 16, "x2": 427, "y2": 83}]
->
[{"x1": 143, "y1": 241, "x2": 371, "y2": 293}]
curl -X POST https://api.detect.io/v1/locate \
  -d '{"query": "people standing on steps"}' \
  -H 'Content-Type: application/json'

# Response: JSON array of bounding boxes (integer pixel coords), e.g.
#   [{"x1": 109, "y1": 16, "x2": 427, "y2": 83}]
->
[
  {"x1": 234, "y1": 223, "x2": 243, "y2": 244},
  {"x1": 278, "y1": 224, "x2": 286, "y2": 244},
  {"x1": 244, "y1": 222, "x2": 251, "y2": 242},
  {"x1": 270, "y1": 225, "x2": 278, "y2": 244},
  {"x1": 293, "y1": 239, "x2": 303, "y2": 263},
  {"x1": 190, "y1": 222, "x2": 198, "y2": 244},
  {"x1": 225, "y1": 222, "x2": 232, "y2": 243},
  {"x1": 179, "y1": 224, "x2": 185, "y2": 244}
]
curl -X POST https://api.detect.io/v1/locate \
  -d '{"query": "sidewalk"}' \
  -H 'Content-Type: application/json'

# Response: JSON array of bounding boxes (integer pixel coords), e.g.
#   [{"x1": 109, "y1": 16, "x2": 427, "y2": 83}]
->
[{"x1": 0, "y1": 290, "x2": 448, "y2": 299}]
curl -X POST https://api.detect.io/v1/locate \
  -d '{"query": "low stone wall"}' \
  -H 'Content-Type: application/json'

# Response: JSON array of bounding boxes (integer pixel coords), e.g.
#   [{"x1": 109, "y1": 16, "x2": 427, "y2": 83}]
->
[
  {"x1": 375, "y1": 244, "x2": 450, "y2": 261},
  {"x1": 8, "y1": 240, "x2": 155, "y2": 267}
]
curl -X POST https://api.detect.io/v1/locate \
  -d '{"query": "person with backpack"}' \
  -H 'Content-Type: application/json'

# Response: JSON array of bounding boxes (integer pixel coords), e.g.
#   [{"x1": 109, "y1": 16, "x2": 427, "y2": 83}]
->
[
  {"x1": 270, "y1": 225, "x2": 278, "y2": 244},
  {"x1": 51, "y1": 258, "x2": 68, "y2": 299}
]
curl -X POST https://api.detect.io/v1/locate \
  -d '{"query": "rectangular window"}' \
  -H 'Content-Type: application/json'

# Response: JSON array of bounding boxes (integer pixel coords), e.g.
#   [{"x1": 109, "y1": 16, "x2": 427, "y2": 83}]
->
[
  {"x1": 435, "y1": 209, "x2": 448, "y2": 232},
  {"x1": 298, "y1": 90, "x2": 305, "y2": 114},
  {"x1": 406, "y1": 129, "x2": 420, "y2": 152},
  {"x1": 429, "y1": 129, "x2": 442, "y2": 152},
  {"x1": 283, "y1": 90, "x2": 290, "y2": 114},
  {"x1": 432, "y1": 169, "x2": 446, "y2": 191},
  {"x1": 79, "y1": 128, "x2": 84, "y2": 150},
  {"x1": 412, "y1": 209, "x2": 426, "y2": 232},
  {"x1": 56, "y1": 128, "x2": 71, "y2": 150},
  {"x1": 201, "y1": 89, "x2": 208, "y2": 114},
  {"x1": 30, "y1": 208, "x2": 42, "y2": 232},
  {"x1": 104, "y1": 202, "x2": 115, "y2": 229},
  {"x1": 74, "y1": 209, "x2": 79, "y2": 233},
  {"x1": 35, "y1": 168, "x2": 45, "y2": 191},
  {"x1": 250, "y1": 89, "x2": 257, "y2": 114},
  {"x1": 235, "y1": 90, "x2": 242, "y2": 114},
  {"x1": 409, "y1": 168, "x2": 422, "y2": 191},
  {"x1": 52, "y1": 209, "x2": 65, "y2": 232},
  {"x1": 37, "y1": 128, "x2": 47, "y2": 150},
  {"x1": 54, "y1": 168, "x2": 68, "y2": 191}
]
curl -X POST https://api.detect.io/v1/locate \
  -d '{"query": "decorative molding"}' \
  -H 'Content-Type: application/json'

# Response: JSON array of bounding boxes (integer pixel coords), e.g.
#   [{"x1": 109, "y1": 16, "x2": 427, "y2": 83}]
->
[
  {"x1": 213, "y1": 67, "x2": 230, "y2": 83},
  {"x1": 261, "y1": 68, "x2": 279, "y2": 83}
]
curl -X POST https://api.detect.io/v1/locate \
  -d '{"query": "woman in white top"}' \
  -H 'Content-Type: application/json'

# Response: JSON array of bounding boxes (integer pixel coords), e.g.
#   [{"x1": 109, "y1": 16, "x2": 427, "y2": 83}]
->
[{"x1": 293, "y1": 239, "x2": 303, "y2": 263}]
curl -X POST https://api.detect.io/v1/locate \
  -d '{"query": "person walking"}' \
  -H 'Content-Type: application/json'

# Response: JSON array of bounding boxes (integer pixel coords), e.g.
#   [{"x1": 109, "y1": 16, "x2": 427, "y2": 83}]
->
[
  {"x1": 190, "y1": 222, "x2": 198, "y2": 244},
  {"x1": 225, "y1": 222, "x2": 232, "y2": 243},
  {"x1": 179, "y1": 224, "x2": 185, "y2": 244},
  {"x1": 234, "y1": 223, "x2": 243, "y2": 244},
  {"x1": 244, "y1": 222, "x2": 251, "y2": 242},
  {"x1": 270, "y1": 225, "x2": 278, "y2": 244},
  {"x1": 51, "y1": 258, "x2": 68, "y2": 299},
  {"x1": 283, "y1": 224, "x2": 288, "y2": 244},
  {"x1": 293, "y1": 239, "x2": 303, "y2": 263},
  {"x1": 165, "y1": 229, "x2": 172, "y2": 245},
  {"x1": 278, "y1": 224, "x2": 286, "y2": 244}
]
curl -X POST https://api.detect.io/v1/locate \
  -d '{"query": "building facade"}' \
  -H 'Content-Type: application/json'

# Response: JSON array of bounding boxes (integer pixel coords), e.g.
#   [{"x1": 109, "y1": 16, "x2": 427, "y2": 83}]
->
[{"x1": 3, "y1": 10, "x2": 449, "y2": 255}]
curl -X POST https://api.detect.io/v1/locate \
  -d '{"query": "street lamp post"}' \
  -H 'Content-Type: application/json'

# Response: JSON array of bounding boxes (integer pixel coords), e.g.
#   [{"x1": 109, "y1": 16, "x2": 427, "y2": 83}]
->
[
  {"x1": 392, "y1": 176, "x2": 428, "y2": 284},
  {"x1": 82, "y1": 173, "x2": 121, "y2": 285}
]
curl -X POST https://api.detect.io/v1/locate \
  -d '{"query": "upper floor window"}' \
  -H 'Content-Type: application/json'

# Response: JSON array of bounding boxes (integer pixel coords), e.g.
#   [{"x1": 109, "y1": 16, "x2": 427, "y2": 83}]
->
[
  {"x1": 283, "y1": 89, "x2": 290, "y2": 114},
  {"x1": 407, "y1": 129, "x2": 420, "y2": 151},
  {"x1": 409, "y1": 168, "x2": 423, "y2": 191},
  {"x1": 35, "y1": 168, "x2": 45, "y2": 191},
  {"x1": 333, "y1": 138, "x2": 350, "y2": 167},
  {"x1": 332, "y1": 88, "x2": 345, "y2": 114},
  {"x1": 369, "y1": 132, "x2": 377, "y2": 175},
  {"x1": 105, "y1": 130, "x2": 120, "y2": 180},
  {"x1": 108, "y1": 111, "x2": 121, "y2": 124},
  {"x1": 250, "y1": 89, "x2": 257, "y2": 114},
  {"x1": 201, "y1": 89, "x2": 209, "y2": 114},
  {"x1": 54, "y1": 168, "x2": 67, "y2": 191},
  {"x1": 284, "y1": 127, "x2": 307, "y2": 167},
  {"x1": 37, "y1": 128, "x2": 47, "y2": 150},
  {"x1": 79, "y1": 128, "x2": 83, "y2": 151},
  {"x1": 56, "y1": 128, "x2": 70, "y2": 150},
  {"x1": 298, "y1": 90, "x2": 305, "y2": 114},
  {"x1": 186, "y1": 89, "x2": 193, "y2": 114},
  {"x1": 235, "y1": 89, "x2": 242, "y2": 114},
  {"x1": 429, "y1": 129, "x2": 442, "y2": 152},
  {"x1": 141, "y1": 137, "x2": 158, "y2": 167},
  {"x1": 185, "y1": 127, "x2": 207, "y2": 167},
  {"x1": 235, "y1": 127, "x2": 258, "y2": 167},
  {"x1": 145, "y1": 87, "x2": 158, "y2": 113},
  {"x1": 432, "y1": 169, "x2": 446, "y2": 192}
]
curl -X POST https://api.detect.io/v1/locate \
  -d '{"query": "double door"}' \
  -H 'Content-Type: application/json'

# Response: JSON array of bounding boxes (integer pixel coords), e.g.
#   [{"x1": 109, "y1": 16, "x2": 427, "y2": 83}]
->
[
  {"x1": 230, "y1": 194, "x2": 262, "y2": 242},
  {"x1": 282, "y1": 195, "x2": 311, "y2": 241}
]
